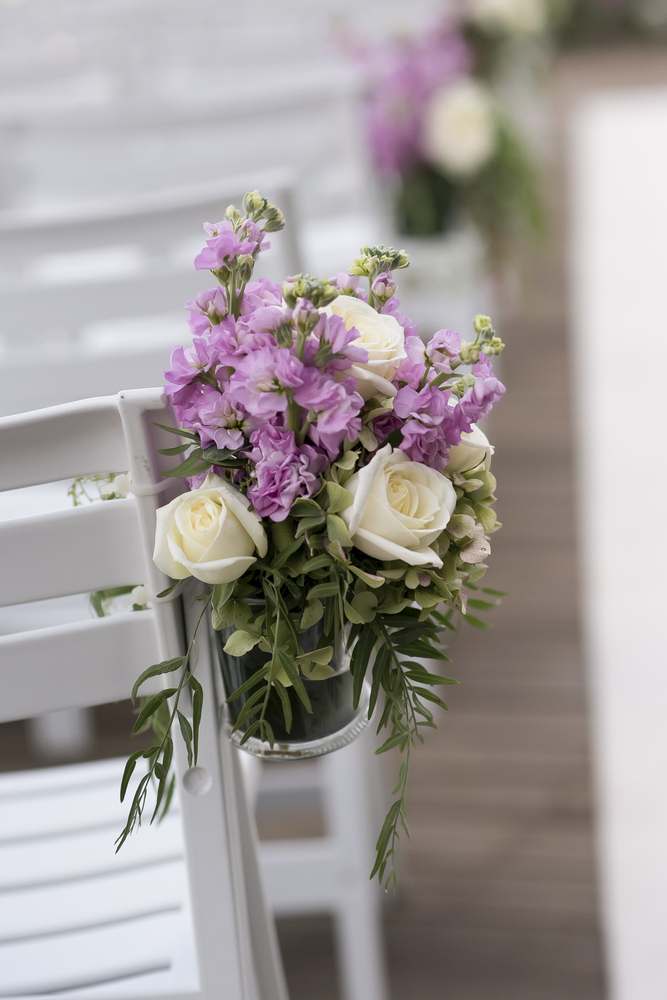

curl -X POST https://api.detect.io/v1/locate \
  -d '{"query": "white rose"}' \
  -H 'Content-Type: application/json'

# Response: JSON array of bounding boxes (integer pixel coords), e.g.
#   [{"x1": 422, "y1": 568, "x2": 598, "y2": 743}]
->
[
  {"x1": 424, "y1": 80, "x2": 497, "y2": 178},
  {"x1": 326, "y1": 295, "x2": 406, "y2": 401},
  {"x1": 446, "y1": 425, "x2": 494, "y2": 474},
  {"x1": 153, "y1": 472, "x2": 268, "y2": 585},
  {"x1": 341, "y1": 446, "x2": 457, "y2": 567},
  {"x1": 469, "y1": 0, "x2": 546, "y2": 33}
]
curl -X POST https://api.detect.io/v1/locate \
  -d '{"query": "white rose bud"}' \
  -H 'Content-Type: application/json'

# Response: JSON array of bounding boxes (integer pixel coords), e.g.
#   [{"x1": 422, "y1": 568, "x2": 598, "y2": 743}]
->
[
  {"x1": 446, "y1": 425, "x2": 494, "y2": 474},
  {"x1": 325, "y1": 295, "x2": 407, "y2": 401},
  {"x1": 341, "y1": 446, "x2": 457, "y2": 567},
  {"x1": 424, "y1": 79, "x2": 497, "y2": 178},
  {"x1": 153, "y1": 472, "x2": 267, "y2": 585}
]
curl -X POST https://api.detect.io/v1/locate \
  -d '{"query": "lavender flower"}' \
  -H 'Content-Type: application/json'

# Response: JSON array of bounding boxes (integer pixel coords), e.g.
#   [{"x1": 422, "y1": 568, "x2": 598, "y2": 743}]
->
[
  {"x1": 246, "y1": 426, "x2": 328, "y2": 521},
  {"x1": 240, "y1": 278, "x2": 284, "y2": 311},
  {"x1": 164, "y1": 337, "x2": 224, "y2": 406},
  {"x1": 393, "y1": 383, "x2": 461, "y2": 470},
  {"x1": 228, "y1": 347, "x2": 305, "y2": 416},
  {"x1": 380, "y1": 295, "x2": 418, "y2": 338},
  {"x1": 314, "y1": 313, "x2": 369, "y2": 371},
  {"x1": 457, "y1": 370, "x2": 506, "y2": 430},
  {"x1": 186, "y1": 385, "x2": 256, "y2": 452},
  {"x1": 194, "y1": 220, "x2": 259, "y2": 271},
  {"x1": 426, "y1": 328, "x2": 461, "y2": 372},
  {"x1": 185, "y1": 287, "x2": 229, "y2": 336},
  {"x1": 294, "y1": 368, "x2": 364, "y2": 457}
]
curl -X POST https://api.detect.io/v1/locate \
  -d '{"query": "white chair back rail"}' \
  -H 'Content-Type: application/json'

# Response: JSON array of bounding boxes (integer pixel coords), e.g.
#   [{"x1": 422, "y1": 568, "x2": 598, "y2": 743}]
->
[
  {"x1": 0, "y1": 172, "x2": 301, "y2": 348},
  {"x1": 0, "y1": 388, "x2": 289, "y2": 1000}
]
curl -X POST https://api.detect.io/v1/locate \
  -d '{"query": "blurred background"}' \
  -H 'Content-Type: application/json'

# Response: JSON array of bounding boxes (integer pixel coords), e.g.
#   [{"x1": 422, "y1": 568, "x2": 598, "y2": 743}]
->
[{"x1": 1, "y1": 0, "x2": 667, "y2": 997}]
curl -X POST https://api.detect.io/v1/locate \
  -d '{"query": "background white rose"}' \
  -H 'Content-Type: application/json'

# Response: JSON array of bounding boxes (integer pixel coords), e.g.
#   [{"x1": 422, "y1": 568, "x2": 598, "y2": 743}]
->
[
  {"x1": 341, "y1": 446, "x2": 457, "y2": 567},
  {"x1": 424, "y1": 79, "x2": 497, "y2": 178},
  {"x1": 447, "y1": 425, "x2": 494, "y2": 474},
  {"x1": 327, "y1": 295, "x2": 406, "y2": 400},
  {"x1": 469, "y1": 0, "x2": 546, "y2": 34},
  {"x1": 153, "y1": 472, "x2": 267, "y2": 585}
]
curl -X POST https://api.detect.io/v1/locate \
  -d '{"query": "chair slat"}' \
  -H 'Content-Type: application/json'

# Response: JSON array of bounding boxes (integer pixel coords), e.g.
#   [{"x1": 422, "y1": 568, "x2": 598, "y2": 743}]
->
[
  {"x1": 0, "y1": 812, "x2": 184, "y2": 891},
  {"x1": 0, "y1": 860, "x2": 187, "y2": 943},
  {"x1": 0, "y1": 611, "x2": 162, "y2": 722},
  {"x1": 0, "y1": 500, "x2": 145, "y2": 607},
  {"x1": 0, "y1": 910, "x2": 193, "y2": 996},
  {"x1": 0, "y1": 396, "x2": 127, "y2": 490}
]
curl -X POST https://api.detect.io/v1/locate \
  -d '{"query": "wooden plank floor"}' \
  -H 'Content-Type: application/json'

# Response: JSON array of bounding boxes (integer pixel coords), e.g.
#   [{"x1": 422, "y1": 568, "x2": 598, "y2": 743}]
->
[{"x1": 2, "y1": 44, "x2": 667, "y2": 1000}]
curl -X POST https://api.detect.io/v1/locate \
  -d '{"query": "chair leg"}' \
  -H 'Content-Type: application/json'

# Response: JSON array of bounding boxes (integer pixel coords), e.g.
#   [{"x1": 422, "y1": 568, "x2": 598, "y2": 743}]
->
[{"x1": 334, "y1": 888, "x2": 389, "y2": 1000}]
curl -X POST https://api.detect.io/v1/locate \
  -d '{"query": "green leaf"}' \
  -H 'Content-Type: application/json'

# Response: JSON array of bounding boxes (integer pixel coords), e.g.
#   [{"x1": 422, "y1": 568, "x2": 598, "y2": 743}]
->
[
  {"x1": 133, "y1": 688, "x2": 177, "y2": 733},
  {"x1": 271, "y1": 535, "x2": 305, "y2": 569},
  {"x1": 223, "y1": 629, "x2": 263, "y2": 656},
  {"x1": 349, "y1": 565, "x2": 385, "y2": 589},
  {"x1": 156, "y1": 581, "x2": 182, "y2": 599},
  {"x1": 462, "y1": 613, "x2": 490, "y2": 630},
  {"x1": 120, "y1": 751, "x2": 144, "y2": 802},
  {"x1": 296, "y1": 646, "x2": 333, "y2": 667},
  {"x1": 295, "y1": 514, "x2": 326, "y2": 537},
  {"x1": 302, "y1": 554, "x2": 334, "y2": 574},
  {"x1": 188, "y1": 674, "x2": 203, "y2": 763},
  {"x1": 327, "y1": 514, "x2": 352, "y2": 548},
  {"x1": 152, "y1": 421, "x2": 198, "y2": 441},
  {"x1": 273, "y1": 679, "x2": 293, "y2": 733},
  {"x1": 325, "y1": 481, "x2": 354, "y2": 514},
  {"x1": 212, "y1": 582, "x2": 235, "y2": 612},
  {"x1": 334, "y1": 450, "x2": 359, "y2": 471},
  {"x1": 177, "y1": 711, "x2": 193, "y2": 767},
  {"x1": 300, "y1": 600, "x2": 324, "y2": 631},
  {"x1": 157, "y1": 442, "x2": 191, "y2": 456},
  {"x1": 467, "y1": 598, "x2": 497, "y2": 611},
  {"x1": 481, "y1": 587, "x2": 509, "y2": 596},
  {"x1": 344, "y1": 600, "x2": 365, "y2": 625},
  {"x1": 271, "y1": 520, "x2": 297, "y2": 552},
  {"x1": 300, "y1": 661, "x2": 336, "y2": 681},
  {"x1": 350, "y1": 590, "x2": 378, "y2": 622},
  {"x1": 307, "y1": 581, "x2": 340, "y2": 600},
  {"x1": 275, "y1": 649, "x2": 312, "y2": 713},
  {"x1": 290, "y1": 499, "x2": 322, "y2": 518},
  {"x1": 131, "y1": 657, "x2": 185, "y2": 702},
  {"x1": 161, "y1": 452, "x2": 211, "y2": 478}
]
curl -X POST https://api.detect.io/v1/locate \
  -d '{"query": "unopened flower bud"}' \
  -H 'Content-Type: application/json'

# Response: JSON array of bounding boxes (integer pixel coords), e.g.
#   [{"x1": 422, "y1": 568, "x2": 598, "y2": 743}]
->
[
  {"x1": 243, "y1": 190, "x2": 265, "y2": 214},
  {"x1": 263, "y1": 211, "x2": 285, "y2": 232},
  {"x1": 370, "y1": 270, "x2": 397, "y2": 303},
  {"x1": 473, "y1": 314, "x2": 493, "y2": 336},
  {"x1": 293, "y1": 297, "x2": 320, "y2": 334},
  {"x1": 236, "y1": 254, "x2": 255, "y2": 283},
  {"x1": 225, "y1": 204, "x2": 241, "y2": 224}
]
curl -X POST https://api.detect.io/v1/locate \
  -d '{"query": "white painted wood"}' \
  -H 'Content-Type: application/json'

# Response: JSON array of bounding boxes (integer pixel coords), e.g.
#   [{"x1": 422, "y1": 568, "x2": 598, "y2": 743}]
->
[
  {"x1": 570, "y1": 86, "x2": 667, "y2": 1000},
  {"x1": 0, "y1": 500, "x2": 144, "y2": 606},
  {"x1": 0, "y1": 613, "x2": 161, "y2": 722},
  {"x1": 0, "y1": 396, "x2": 127, "y2": 491},
  {"x1": 0, "y1": 390, "x2": 288, "y2": 999}
]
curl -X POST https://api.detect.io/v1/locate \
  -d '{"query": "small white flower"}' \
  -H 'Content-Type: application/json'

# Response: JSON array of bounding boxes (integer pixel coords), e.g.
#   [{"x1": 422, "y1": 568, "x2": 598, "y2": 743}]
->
[{"x1": 424, "y1": 80, "x2": 497, "y2": 178}]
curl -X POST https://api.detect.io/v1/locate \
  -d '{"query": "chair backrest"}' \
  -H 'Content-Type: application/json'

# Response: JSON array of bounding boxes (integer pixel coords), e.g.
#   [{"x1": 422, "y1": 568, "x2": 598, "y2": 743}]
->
[
  {"x1": 0, "y1": 388, "x2": 287, "y2": 1000},
  {"x1": 0, "y1": 171, "x2": 301, "y2": 352}
]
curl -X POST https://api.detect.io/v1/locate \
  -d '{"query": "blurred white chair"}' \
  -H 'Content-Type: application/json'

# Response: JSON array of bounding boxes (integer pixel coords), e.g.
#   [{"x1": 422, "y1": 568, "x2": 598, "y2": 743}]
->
[
  {"x1": 0, "y1": 388, "x2": 287, "y2": 999},
  {"x1": 0, "y1": 170, "x2": 301, "y2": 360},
  {"x1": 571, "y1": 86, "x2": 667, "y2": 1000}
]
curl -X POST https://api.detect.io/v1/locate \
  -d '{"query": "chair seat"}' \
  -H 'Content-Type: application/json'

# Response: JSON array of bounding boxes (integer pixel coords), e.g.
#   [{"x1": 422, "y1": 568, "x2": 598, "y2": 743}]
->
[{"x1": 0, "y1": 758, "x2": 199, "y2": 998}]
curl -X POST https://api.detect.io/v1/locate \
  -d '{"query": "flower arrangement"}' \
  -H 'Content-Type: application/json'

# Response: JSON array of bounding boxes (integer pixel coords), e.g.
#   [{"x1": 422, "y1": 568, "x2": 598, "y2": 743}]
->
[
  {"x1": 119, "y1": 190, "x2": 506, "y2": 887},
  {"x1": 355, "y1": 4, "x2": 545, "y2": 253}
]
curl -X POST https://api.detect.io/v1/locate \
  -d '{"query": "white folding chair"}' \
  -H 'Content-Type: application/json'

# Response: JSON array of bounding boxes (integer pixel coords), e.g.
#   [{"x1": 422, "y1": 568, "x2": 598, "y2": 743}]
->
[
  {"x1": 0, "y1": 171, "x2": 301, "y2": 358},
  {"x1": 0, "y1": 388, "x2": 288, "y2": 999}
]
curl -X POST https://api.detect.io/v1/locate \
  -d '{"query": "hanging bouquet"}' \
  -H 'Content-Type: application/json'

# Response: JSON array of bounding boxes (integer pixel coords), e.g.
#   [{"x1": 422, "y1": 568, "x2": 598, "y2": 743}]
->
[
  {"x1": 119, "y1": 191, "x2": 506, "y2": 887},
  {"x1": 355, "y1": 5, "x2": 544, "y2": 253}
]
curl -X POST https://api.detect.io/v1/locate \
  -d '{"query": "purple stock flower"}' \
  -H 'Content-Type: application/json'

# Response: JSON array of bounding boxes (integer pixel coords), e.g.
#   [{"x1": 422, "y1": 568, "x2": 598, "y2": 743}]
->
[
  {"x1": 393, "y1": 335, "x2": 427, "y2": 389},
  {"x1": 240, "y1": 278, "x2": 283, "y2": 312},
  {"x1": 246, "y1": 426, "x2": 327, "y2": 521},
  {"x1": 372, "y1": 408, "x2": 402, "y2": 445},
  {"x1": 426, "y1": 328, "x2": 460, "y2": 371},
  {"x1": 186, "y1": 385, "x2": 256, "y2": 452},
  {"x1": 184, "y1": 287, "x2": 228, "y2": 336},
  {"x1": 228, "y1": 347, "x2": 305, "y2": 415},
  {"x1": 294, "y1": 368, "x2": 364, "y2": 458},
  {"x1": 393, "y1": 383, "x2": 461, "y2": 470},
  {"x1": 316, "y1": 313, "x2": 368, "y2": 370},
  {"x1": 457, "y1": 372, "x2": 506, "y2": 430},
  {"x1": 194, "y1": 220, "x2": 258, "y2": 271},
  {"x1": 164, "y1": 337, "x2": 223, "y2": 406},
  {"x1": 381, "y1": 295, "x2": 418, "y2": 338},
  {"x1": 371, "y1": 271, "x2": 397, "y2": 300},
  {"x1": 329, "y1": 273, "x2": 361, "y2": 295}
]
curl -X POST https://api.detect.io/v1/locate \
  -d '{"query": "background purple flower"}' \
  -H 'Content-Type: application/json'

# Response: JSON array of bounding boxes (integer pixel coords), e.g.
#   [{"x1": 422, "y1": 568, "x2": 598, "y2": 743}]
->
[
  {"x1": 194, "y1": 220, "x2": 258, "y2": 271},
  {"x1": 426, "y1": 328, "x2": 460, "y2": 371}
]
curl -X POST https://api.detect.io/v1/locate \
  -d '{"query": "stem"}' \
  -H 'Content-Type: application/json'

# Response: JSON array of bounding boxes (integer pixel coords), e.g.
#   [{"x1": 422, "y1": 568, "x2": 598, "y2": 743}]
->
[{"x1": 286, "y1": 392, "x2": 302, "y2": 434}]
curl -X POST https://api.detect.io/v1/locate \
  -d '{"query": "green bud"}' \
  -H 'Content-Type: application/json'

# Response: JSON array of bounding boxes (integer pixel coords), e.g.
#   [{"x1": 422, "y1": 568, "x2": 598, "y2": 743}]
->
[
  {"x1": 481, "y1": 336, "x2": 505, "y2": 356},
  {"x1": 212, "y1": 264, "x2": 231, "y2": 284},
  {"x1": 243, "y1": 190, "x2": 266, "y2": 214},
  {"x1": 351, "y1": 244, "x2": 410, "y2": 279},
  {"x1": 236, "y1": 253, "x2": 255, "y2": 283},
  {"x1": 274, "y1": 323, "x2": 295, "y2": 348},
  {"x1": 473, "y1": 314, "x2": 492, "y2": 334},
  {"x1": 225, "y1": 204, "x2": 241, "y2": 224},
  {"x1": 264, "y1": 210, "x2": 285, "y2": 232},
  {"x1": 281, "y1": 273, "x2": 337, "y2": 309}
]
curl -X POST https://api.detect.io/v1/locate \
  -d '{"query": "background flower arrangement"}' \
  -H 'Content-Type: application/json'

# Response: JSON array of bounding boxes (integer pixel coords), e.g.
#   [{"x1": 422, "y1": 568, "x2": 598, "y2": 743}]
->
[
  {"x1": 355, "y1": 1, "x2": 546, "y2": 257},
  {"x1": 119, "y1": 190, "x2": 506, "y2": 887}
]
